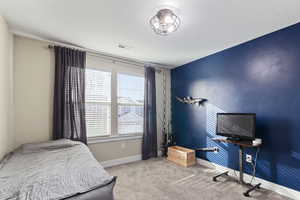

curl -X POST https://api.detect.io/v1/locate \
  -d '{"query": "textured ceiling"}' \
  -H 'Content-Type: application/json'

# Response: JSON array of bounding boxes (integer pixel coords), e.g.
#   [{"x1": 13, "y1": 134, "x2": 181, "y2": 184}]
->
[{"x1": 1, "y1": 0, "x2": 300, "y2": 68}]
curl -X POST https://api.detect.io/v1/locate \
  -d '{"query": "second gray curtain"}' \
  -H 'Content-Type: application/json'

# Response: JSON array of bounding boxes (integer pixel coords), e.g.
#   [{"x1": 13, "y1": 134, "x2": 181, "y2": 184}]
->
[{"x1": 142, "y1": 67, "x2": 157, "y2": 160}]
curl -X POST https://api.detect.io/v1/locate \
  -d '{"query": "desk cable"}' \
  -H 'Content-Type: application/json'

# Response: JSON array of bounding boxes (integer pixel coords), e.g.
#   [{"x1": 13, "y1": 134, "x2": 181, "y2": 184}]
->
[
  {"x1": 250, "y1": 147, "x2": 260, "y2": 184},
  {"x1": 231, "y1": 147, "x2": 260, "y2": 184}
]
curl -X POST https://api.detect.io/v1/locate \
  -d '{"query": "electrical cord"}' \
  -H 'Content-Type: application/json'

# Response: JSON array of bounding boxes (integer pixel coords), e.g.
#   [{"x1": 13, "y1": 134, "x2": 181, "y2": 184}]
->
[
  {"x1": 250, "y1": 147, "x2": 260, "y2": 184},
  {"x1": 233, "y1": 169, "x2": 238, "y2": 178}
]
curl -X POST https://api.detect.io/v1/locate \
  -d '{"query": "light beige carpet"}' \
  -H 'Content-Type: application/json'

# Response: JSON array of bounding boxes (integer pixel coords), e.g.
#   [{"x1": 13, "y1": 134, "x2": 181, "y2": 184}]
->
[{"x1": 107, "y1": 158, "x2": 292, "y2": 200}]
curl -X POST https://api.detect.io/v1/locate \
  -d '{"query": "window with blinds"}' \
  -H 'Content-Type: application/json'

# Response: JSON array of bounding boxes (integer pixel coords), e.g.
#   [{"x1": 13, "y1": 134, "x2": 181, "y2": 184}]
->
[
  {"x1": 85, "y1": 69, "x2": 111, "y2": 137},
  {"x1": 117, "y1": 73, "x2": 144, "y2": 135}
]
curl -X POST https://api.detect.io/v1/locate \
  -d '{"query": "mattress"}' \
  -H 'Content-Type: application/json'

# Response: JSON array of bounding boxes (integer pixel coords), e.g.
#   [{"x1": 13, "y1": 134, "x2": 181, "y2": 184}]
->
[
  {"x1": 66, "y1": 176, "x2": 116, "y2": 200},
  {"x1": 0, "y1": 139, "x2": 115, "y2": 200}
]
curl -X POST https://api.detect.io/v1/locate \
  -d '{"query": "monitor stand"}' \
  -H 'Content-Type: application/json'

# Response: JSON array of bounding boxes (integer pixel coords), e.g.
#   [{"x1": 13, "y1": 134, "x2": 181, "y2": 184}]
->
[
  {"x1": 226, "y1": 137, "x2": 242, "y2": 141},
  {"x1": 227, "y1": 137, "x2": 252, "y2": 142}
]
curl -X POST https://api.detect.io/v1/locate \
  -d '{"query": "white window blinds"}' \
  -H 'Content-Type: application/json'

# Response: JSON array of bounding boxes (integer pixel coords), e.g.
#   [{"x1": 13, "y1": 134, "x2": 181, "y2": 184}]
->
[{"x1": 85, "y1": 69, "x2": 111, "y2": 137}]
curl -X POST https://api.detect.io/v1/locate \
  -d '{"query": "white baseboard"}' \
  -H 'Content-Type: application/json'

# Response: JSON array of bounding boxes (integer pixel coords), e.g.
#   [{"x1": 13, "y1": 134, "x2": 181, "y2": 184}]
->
[
  {"x1": 101, "y1": 155, "x2": 142, "y2": 168},
  {"x1": 101, "y1": 151, "x2": 162, "y2": 168},
  {"x1": 197, "y1": 158, "x2": 300, "y2": 200}
]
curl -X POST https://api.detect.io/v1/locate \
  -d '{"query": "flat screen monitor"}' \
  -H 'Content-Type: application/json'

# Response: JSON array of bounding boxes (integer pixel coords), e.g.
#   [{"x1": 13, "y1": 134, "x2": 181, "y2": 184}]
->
[{"x1": 216, "y1": 113, "x2": 256, "y2": 140}]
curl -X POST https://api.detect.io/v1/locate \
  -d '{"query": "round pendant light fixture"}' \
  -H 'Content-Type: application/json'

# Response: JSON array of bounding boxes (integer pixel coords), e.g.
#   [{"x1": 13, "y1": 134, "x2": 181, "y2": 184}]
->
[{"x1": 150, "y1": 8, "x2": 180, "y2": 36}]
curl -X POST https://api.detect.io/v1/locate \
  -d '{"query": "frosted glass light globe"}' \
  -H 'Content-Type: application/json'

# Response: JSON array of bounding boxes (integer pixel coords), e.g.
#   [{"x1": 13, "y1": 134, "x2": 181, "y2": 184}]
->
[{"x1": 150, "y1": 9, "x2": 180, "y2": 36}]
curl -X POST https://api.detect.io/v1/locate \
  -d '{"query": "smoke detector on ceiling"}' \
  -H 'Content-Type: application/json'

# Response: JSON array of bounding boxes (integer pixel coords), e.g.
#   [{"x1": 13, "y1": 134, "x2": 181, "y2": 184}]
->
[
  {"x1": 118, "y1": 44, "x2": 126, "y2": 49},
  {"x1": 117, "y1": 44, "x2": 132, "y2": 49}
]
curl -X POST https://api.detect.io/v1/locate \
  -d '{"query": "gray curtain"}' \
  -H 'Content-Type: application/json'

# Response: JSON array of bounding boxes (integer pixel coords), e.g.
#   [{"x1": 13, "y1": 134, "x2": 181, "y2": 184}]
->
[
  {"x1": 53, "y1": 46, "x2": 87, "y2": 144},
  {"x1": 142, "y1": 67, "x2": 157, "y2": 160}
]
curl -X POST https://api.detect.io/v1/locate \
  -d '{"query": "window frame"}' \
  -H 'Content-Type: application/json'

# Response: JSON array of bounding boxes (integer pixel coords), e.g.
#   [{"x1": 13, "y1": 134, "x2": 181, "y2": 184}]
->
[{"x1": 85, "y1": 55, "x2": 144, "y2": 142}]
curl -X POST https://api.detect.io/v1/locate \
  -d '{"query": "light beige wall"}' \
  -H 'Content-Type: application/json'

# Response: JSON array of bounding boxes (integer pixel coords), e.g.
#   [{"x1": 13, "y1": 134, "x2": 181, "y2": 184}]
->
[
  {"x1": 13, "y1": 35, "x2": 171, "y2": 162},
  {"x1": 89, "y1": 139, "x2": 142, "y2": 161},
  {"x1": 0, "y1": 15, "x2": 14, "y2": 160},
  {"x1": 14, "y1": 36, "x2": 54, "y2": 147}
]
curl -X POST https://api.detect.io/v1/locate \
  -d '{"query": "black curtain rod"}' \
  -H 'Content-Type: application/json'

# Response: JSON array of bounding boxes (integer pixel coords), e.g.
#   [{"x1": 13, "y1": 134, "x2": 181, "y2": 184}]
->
[
  {"x1": 48, "y1": 45, "x2": 83, "y2": 51},
  {"x1": 48, "y1": 44, "x2": 162, "y2": 73}
]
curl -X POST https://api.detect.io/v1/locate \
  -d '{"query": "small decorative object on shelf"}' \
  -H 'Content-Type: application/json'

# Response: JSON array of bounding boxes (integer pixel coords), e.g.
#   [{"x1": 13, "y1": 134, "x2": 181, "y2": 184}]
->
[{"x1": 176, "y1": 96, "x2": 207, "y2": 106}]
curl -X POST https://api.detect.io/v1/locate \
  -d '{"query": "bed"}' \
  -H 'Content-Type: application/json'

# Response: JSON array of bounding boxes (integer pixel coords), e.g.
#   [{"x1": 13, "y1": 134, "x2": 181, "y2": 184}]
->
[{"x1": 0, "y1": 139, "x2": 116, "y2": 200}]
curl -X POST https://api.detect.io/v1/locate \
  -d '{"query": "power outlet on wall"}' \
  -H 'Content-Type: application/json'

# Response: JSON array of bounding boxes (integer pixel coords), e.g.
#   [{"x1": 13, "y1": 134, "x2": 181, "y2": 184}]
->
[
  {"x1": 246, "y1": 154, "x2": 252, "y2": 163},
  {"x1": 121, "y1": 143, "x2": 126, "y2": 149}
]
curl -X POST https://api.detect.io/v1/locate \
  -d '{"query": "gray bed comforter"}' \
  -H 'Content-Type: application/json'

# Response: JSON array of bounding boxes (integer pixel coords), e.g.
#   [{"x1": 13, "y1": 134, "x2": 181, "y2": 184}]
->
[{"x1": 0, "y1": 139, "x2": 114, "y2": 200}]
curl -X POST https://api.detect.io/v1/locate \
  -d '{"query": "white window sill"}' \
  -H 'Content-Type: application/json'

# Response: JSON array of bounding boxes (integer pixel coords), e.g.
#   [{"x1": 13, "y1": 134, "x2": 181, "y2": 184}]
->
[{"x1": 87, "y1": 135, "x2": 143, "y2": 144}]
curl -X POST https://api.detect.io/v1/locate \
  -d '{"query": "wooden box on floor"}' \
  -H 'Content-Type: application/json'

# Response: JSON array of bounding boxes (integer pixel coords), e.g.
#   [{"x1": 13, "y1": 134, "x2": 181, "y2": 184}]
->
[{"x1": 167, "y1": 146, "x2": 196, "y2": 167}]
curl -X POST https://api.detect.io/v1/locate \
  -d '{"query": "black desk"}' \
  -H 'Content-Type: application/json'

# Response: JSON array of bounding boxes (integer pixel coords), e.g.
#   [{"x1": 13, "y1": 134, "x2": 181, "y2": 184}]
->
[{"x1": 212, "y1": 137, "x2": 261, "y2": 197}]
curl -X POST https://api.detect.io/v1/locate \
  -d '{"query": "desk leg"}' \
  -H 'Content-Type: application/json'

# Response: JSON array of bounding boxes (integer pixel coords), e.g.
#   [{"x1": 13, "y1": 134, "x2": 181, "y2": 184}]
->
[
  {"x1": 244, "y1": 183, "x2": 261, "y2": 197},
  {"x1": 239, "y1": 146, "x2": 244, "y2": 184},
  {"x1": 212, "y1": 171, "x2": 229, "y2": 182}
]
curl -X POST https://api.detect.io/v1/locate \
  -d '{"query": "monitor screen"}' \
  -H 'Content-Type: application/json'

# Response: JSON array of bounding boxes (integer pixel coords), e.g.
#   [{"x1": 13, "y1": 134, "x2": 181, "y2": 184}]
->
[{"x1": 216, "y1": 113, "x2": 256, "y2": 140}]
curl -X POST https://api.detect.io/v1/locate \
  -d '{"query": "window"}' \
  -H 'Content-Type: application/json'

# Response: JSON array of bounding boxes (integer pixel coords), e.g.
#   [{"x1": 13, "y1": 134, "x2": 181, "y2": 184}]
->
[
  {"x1": 85, "y1": 69, "x2": 111, "y2": 137},
  {"x1": 85, "y1": 63, "x2": 144, "y2": 139},
  {"x1": 118, "y1": 74, "x2": 144, "y2": 135}
]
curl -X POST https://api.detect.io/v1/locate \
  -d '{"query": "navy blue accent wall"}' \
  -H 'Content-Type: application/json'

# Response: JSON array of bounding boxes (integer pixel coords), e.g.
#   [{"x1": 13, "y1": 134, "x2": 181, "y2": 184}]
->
[{"x1": 171, "y1": 22, "x2": 300, "y2": 191}]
